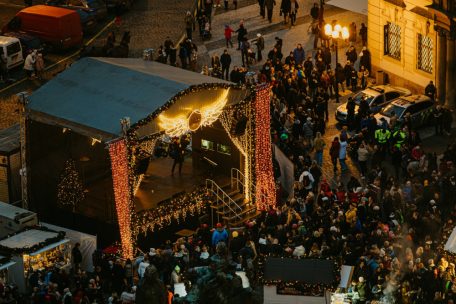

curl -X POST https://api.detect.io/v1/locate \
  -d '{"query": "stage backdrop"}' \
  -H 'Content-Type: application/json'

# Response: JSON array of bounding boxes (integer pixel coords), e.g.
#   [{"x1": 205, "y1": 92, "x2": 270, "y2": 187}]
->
[{"x1": 273, "y1": 145, "x2": 294, "y2": 200}]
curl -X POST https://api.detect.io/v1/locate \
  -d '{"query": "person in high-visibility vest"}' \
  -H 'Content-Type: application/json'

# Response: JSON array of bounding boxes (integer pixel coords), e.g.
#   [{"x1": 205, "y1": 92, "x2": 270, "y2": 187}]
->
[
  {"x1": 374, "y1": 128, "x2": 391, "y2": 160},
  {"x1": 392, "y1": 128, "x2": 407, "y2": 149}
]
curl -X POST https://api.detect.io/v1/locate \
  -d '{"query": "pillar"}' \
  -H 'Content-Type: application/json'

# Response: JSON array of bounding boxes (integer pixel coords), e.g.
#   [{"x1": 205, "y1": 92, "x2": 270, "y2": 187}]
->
[
  {"x1": 437, "y1": 32, "x2": 447, "y2": 104},
  {"x1": 445, "y1": 37, "x2": 455, "y2": 110}
]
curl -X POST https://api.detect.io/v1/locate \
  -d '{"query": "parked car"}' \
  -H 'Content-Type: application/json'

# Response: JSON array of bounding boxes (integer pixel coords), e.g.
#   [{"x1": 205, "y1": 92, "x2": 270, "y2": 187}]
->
[
  {"x1": 374, "y1": 95, "x2": 435, "y2": 129},
  {"x1": 2, "y1": 5, "x2": 83, "y2": 51},
  {"x1": 45, "y1": 2, "x2": 97, "y2": 34},
  {"x1": 335, "y1": 85, "x2": 411, "y2": 124},
  {"x1": 46, "y1": 0, "x2": 108, "y2": 21},
  {"x1": 0, "y1": 36, "x2": 23, "y2": 70},
  {"x1": 105, "y1": 0, "x2": 131, "y2": 11},
  {"x1": 3, "y1": 31, "x2": 44, "y2": 55}
]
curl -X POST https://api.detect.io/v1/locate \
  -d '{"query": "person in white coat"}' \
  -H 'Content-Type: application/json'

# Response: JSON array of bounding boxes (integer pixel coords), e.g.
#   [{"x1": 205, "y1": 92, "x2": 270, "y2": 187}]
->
[{"x1": 24, "y1": 50, "x2": 36, "y2": 79}]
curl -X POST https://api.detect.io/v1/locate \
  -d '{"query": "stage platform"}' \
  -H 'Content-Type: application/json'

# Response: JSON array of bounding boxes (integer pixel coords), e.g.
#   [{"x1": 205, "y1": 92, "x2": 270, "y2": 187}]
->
[{"x1": 134, "y1": 156, "x2": 229, "y2": 211}]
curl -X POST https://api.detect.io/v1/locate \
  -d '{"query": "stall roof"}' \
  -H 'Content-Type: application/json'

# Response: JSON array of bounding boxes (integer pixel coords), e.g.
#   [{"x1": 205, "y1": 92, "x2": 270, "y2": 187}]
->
[
  {"x1": 0, "y1": 201, "x2": 36, "y2": 221},
  {"x1": 445, "y1": 226, "x2": 456, "y2": 253},
  {"x1": 28, "y1": 58, "x2": 230, "y2": 140},
  {"x1": 0, "y1": 229, "x2": 58, "y2": 250},
  {"x1": 0, "y1": 124, "x2": 20, "y2": 155}
]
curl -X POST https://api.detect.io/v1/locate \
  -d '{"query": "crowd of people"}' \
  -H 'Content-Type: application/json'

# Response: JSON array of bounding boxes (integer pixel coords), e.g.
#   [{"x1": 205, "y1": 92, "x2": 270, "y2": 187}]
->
[{"x1": 2, "y1": 1, "x2": 456, "y2": 303}]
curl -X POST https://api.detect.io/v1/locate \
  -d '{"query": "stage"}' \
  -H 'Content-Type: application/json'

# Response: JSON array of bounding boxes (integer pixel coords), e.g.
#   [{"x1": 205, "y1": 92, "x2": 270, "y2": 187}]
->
[{"x1": 134, "y1": 155, "x2": 230, "y2": 211}]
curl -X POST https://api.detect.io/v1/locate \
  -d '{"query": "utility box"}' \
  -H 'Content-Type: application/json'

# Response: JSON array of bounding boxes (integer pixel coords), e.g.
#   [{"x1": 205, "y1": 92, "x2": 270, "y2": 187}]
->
[{"x1": 0, "y1": 124, "x2": 21, "y2": 204}]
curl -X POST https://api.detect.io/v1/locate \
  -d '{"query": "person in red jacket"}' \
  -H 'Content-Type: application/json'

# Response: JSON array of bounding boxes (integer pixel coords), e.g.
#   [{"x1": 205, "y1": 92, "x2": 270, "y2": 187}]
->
[{"x1": 224, "y1": 24, "x2": 235, "y2": 48}]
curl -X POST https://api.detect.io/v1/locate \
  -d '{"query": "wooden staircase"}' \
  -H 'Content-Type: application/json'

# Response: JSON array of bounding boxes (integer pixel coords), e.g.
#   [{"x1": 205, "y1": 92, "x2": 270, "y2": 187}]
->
[{"x1": 206, "y1": 169, "x2": 261, "y2": 227}]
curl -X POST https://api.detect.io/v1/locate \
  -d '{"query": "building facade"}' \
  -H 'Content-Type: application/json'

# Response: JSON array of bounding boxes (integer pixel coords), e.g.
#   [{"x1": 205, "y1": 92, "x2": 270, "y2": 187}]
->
[{"x1": 367, "y1": 0, "x2": 455, "y2": 109}]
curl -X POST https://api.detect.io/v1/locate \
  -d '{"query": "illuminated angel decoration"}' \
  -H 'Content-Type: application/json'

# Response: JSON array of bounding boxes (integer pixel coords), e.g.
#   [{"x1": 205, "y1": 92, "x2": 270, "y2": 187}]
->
[{"x1": 158, "y1": 89, "x2": 230, "y2": 137}]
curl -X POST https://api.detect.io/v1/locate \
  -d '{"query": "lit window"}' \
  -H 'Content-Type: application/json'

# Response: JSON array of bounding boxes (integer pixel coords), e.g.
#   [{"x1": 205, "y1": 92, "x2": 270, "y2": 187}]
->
[
  {"x1": 201, "y1": 139, "x2": 214, "y2": 150},
  {"x1": 384, "y1": 23, "x2": 401, "y2": 60},
  {"x1": 217, "y1": 144, "x2": 231, "y2": 155},
  {"x1": 417, "y1": 34, "x2": 433, "y2": 73}
]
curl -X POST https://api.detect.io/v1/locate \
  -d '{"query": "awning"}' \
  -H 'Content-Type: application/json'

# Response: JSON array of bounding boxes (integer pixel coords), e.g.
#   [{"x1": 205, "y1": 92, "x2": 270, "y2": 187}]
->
[{"x1": 29, "y1": 239, "x2": 70, "y2": 256}]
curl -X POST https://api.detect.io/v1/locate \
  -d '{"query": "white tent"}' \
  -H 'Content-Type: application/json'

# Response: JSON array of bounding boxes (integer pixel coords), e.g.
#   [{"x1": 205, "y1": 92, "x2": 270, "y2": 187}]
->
[
  {"x1": 41, "y1": 223, "x2": 97, "y2": 272},
  {"x1": 445, "y1": 227, "x2": 456, "y2": 253}
]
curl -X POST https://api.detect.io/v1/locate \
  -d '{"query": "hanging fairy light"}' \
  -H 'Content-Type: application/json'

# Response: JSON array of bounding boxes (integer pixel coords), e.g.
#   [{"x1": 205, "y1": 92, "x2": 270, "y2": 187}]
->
[
  {"x1": 254, "y1": 84, "x2": 276, "y2": 210},
  {"x1": 108, "y1": 139, "x2": 134, "y2": 259}
]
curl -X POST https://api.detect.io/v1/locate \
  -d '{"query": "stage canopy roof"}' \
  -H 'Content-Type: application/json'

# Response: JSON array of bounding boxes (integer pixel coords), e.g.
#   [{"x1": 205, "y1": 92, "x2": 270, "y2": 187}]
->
[
  {"x1": 27, "y1": 57, "x2": 234, "y2": 141},
  {"x1": 445, "y1": 226, "x2": 456, "y2": 254}
]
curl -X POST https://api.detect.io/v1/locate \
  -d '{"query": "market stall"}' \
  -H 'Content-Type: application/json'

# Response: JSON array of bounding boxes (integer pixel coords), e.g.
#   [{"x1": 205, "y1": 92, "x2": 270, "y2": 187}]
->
[
  {"x1": 0, "y1": 228, "x2": 70, "y2": 292},
  {"x1": 41, "y1": 222, "x2": 97, "y2": 272},
  {"x1": 0, "y1": 255, "x2": 15, "y2": 286}
]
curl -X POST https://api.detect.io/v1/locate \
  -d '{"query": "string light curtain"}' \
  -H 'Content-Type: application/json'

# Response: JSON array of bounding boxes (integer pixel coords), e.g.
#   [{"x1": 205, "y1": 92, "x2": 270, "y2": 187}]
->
[
  {"x1": 108, "y1": 139, "x2": 134, "y2": 259},
  {"x1": 254, "y1": 84, "x2": 276, "y2": 210}
]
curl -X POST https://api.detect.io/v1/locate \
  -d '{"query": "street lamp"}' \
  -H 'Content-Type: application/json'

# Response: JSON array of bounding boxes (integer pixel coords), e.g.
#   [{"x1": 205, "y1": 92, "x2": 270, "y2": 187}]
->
[{"x1": 325, "y1": 23, "x2": 349, "y2": 103}]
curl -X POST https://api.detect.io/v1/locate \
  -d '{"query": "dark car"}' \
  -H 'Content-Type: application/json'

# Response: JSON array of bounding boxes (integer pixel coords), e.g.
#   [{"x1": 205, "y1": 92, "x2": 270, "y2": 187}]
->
[
  {"x1": 3, "y1": 31, "x2": 43, "y2": 55},
  {"x1": 47, "y1": 0, "x2": 108, "y2": 21},
  {"x1": 105, "y1": 0, "x2": 131, "y2": 11}
]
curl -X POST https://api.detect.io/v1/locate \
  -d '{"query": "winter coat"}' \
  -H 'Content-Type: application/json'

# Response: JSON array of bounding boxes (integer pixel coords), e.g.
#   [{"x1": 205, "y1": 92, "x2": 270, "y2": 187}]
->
[
  {"x1": 224, "y1": 26, "x2": 235, "y2": 39},
  {"x1": 293, "y1": 47, "x2": 305, "y2": 65},
  {"x1": 280, "y1": 0, "x2": 291, "y2": 13},
  {"x1": 357, "y1": 146, "x2": 369, "y2": 162}
]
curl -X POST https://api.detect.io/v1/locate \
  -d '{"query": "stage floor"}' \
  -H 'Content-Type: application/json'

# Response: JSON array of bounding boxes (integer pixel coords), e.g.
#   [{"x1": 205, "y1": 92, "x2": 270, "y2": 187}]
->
[{"x1": 134, "y1": 156, "x2": 229, "y2": 211}]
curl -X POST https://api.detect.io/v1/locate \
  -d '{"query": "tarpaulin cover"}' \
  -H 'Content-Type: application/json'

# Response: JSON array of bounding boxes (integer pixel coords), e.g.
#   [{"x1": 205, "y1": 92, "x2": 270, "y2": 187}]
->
[
  {"x1": 264, "y1": 257, "x2": 335, "y2": 285},
  {"x1": 28, "y1": 57, "x2": 230, "y2": 137}
]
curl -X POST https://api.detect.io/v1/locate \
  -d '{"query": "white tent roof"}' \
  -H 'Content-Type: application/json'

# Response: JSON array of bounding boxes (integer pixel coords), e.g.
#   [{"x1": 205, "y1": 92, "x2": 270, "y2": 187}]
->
[
  {"x1": 445, "y1": 227, "x2": 456, "y2": 253},
  {"x1": 0, "y1": 229, "x2": 58, "y2": 249}
]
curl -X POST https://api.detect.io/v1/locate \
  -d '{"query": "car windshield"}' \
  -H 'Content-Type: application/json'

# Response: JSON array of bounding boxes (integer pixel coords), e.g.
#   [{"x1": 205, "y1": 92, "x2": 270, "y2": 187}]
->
[
  {"x1": 380, "y1": 103, "x2": 406, "y2": 118},
  {"x1": 352, "y1": 91, "x2": 376, "y2": 106}
]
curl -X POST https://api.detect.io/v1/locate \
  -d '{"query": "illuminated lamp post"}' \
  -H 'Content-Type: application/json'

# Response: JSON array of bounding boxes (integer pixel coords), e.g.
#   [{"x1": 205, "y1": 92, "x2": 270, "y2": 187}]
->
[{"x1": 324, "y1": 23, "x2": 349, "y2": 103}]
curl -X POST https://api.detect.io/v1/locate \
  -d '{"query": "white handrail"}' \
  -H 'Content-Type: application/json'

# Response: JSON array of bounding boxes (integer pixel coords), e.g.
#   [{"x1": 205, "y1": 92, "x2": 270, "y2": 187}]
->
[
  {"x1": 230, "y1": 168, "x2": 266, "y2": 206},
  {"x1": 206, "y1": 179, "x2": 243, "y2": 221}
]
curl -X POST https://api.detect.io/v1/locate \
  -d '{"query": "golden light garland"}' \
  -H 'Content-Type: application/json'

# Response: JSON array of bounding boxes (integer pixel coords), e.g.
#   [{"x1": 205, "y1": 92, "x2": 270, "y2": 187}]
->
[
  {"x1": 158, "y1": 89, "x2": 230, "y2": 137},
  {"x1": 254, "y1": 84, "x2": 276, "y2": 210},
  {"x1": 134, "y1": 187, "x2": 210, "y2": 236},
  {"x1": 108, "y1": 139, "x2": 134, "y2": 259}
]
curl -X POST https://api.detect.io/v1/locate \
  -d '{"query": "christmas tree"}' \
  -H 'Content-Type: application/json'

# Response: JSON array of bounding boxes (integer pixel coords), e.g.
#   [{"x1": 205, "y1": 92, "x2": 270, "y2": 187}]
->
[{"x1": 57, "y1": 159, "x2": 85, "y2": 211}]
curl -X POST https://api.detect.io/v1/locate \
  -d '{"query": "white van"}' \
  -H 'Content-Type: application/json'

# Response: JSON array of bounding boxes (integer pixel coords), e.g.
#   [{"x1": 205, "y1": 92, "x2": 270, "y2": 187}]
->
[{"x1": 0, "y1": 36, "x2": 24, "y2": 70}]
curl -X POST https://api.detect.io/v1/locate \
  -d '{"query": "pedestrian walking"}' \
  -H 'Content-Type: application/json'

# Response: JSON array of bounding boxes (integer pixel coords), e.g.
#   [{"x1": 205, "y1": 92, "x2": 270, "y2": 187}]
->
[
  {"x1": 349, "y1": 22, "x2": 357, "y2": 43},
  {"x1": 357, "y1": 143, "x2": 369, "y2": 177},
  {"x1": 24, "y1": 50, "x2": 36, "y2": 79},
  {"x1": 329, "y1": 137, "x2": 340, "y2": 172},
  {"x1": 425, "y1": 80, "x2": 436, "y2": 101},
  {"x1": 185, "y1": 11, "x2": 194, "y2": 40},
  {"x1": 289, "y1": 0, "x2": 298, "y2": 26},
  {"x1": 339, "y1": 137, "x2": 348, "y2": 172},
  {"x1": 0, "y1": 53, "x2": 9, "y2": 83},
  {"x1": 313, "y1": 132, "x2": 326, "y2": 167},
  {"x1": 258, "y1": 0, "x2": 265, "y2": 17},
  {"x1": 224, "y1": 24, "x2": 235, "y2": 48},
  {"x1": 280, "y1": 0, "x2": 291, "y2": 24},
  {"x1": 255, "y1": 33, "x2": 265, "y2": 61},
  {"x1": 265, "y1": 0, "x2": 275, "y2": 23},
  {"x1": 35, "y1": 52, "x2": 45, "y2": 80},
  {"x1": 359, "y1": 23, "x2": 367, "y2": 46},
  {"x1": 220, "y1": 49, "x2": 231, "y2": 80},
  {"x1": 236, "y1": 23, "x2": 247, "y2": 50},
  {"x1": 178, "y1": 43, "x2": 188, "y2": 69}
]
